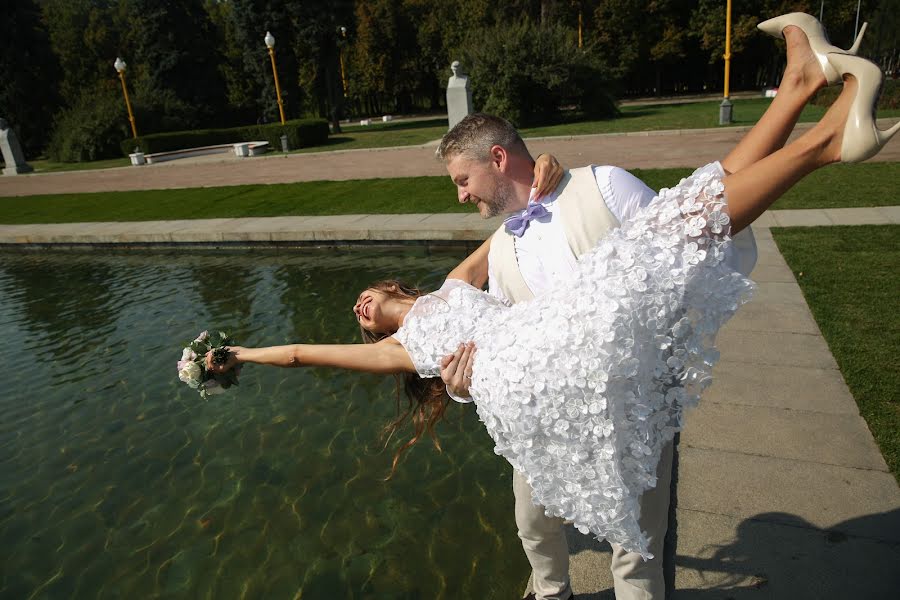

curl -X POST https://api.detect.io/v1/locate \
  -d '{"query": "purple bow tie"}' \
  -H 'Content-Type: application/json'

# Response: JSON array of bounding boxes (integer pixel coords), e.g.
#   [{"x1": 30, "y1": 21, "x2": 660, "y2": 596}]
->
[{"x1": 504, "y1": 202, "x2": 550, "y2": 237}]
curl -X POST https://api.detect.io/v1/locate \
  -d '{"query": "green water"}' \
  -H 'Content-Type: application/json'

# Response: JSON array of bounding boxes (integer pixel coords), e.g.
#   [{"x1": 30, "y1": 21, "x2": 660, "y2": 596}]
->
[{"x1": 0, "y1": 249, "x2": 528, "y2": 599}]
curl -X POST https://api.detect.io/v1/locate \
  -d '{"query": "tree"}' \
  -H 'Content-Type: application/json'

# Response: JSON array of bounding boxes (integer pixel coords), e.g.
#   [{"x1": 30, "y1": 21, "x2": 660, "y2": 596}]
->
[
  {"x1": 460, "y1": 19, "x2": 617, "y2": 126},
  {"x1": 349, "y1": 0, "x2": 414, "y2": 115},
  {"x1": 118, "y1": 0, "x2": 228, "y2": 131},
  {"x1": 591, "y1": 0, "x2": 708, "y2": 96},
  {"x1": 42, "y1": 0, "x2": 119, "y2": 107},
  {"x1": 864, "y1": 0, "x2": 899, "y2": 71},
  {"x1": 0, "y1": 0, "x2": 61, "y2": 155}
]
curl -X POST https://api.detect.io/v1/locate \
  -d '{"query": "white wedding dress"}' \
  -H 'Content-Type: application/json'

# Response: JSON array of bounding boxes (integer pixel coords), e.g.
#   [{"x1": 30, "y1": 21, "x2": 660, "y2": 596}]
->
[{"x1": 393, "y1": 163, "x2": 755, "y2": 558}]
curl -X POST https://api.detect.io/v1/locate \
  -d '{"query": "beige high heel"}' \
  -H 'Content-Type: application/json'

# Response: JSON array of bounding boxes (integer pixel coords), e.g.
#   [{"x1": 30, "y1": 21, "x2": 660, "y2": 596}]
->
[
  {"x1": 826, "y1": 53, "x2": 900, "y2": 163},
  {"x1": 758, "y1": 12, "x2": 867, "y2": 85}
]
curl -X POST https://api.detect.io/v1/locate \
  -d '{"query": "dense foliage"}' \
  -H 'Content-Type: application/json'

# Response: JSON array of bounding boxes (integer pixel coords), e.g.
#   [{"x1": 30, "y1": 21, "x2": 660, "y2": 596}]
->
[
  {"x1": 47, "y1": 82, "x2": 129, "y2": 162},
  {"x1": 0, "y1": 0, "x2": 895, "y2": 161},
  {"x1": 460, "y1": 21, "x2": 617, "y2": 125}
]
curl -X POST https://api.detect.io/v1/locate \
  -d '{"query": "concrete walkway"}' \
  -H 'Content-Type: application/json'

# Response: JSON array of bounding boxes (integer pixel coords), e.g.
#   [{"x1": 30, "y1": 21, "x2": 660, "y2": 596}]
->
[
  {"x1": 558, "y1": 226, "x2": 900, "y2": 599},
  {"x1": 1, "y1": 207, "x2": 898, "y2": 246}
]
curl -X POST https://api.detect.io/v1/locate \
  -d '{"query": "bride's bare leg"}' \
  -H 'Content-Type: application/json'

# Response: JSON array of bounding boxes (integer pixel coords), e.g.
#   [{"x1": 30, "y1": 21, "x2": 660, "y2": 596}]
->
[
  {"x1": 720, "y1": 26, "x2": 828, "y2": 175},
  {"x1": 723, "y1": 74, "x2": 855, "y2": 233}
]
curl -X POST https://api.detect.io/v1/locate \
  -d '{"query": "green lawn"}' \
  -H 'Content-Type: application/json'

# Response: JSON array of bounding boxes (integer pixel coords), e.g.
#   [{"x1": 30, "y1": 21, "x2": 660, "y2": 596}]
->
[
  {"x1": 772, "y1": 226, "x2": 899, "y2": 480},
  {"x1": 632, "y1": 162, "x2": 900, "y2": 210},
  {"x1": 2, "y1": 162, "x2": 896, "y2": 225},
  {"x1": 29, "y1": 97, "x2": 899, "y2": 173},
  {"x1": 27, "y1": 156, "x2": 132, "y2": 173}
]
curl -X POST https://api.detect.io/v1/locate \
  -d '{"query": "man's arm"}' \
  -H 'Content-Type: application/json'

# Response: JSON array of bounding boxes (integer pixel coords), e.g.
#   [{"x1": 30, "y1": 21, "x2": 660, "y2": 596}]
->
[{"x1": 446, "y1": 236, "x2": 492, "y2": 288}]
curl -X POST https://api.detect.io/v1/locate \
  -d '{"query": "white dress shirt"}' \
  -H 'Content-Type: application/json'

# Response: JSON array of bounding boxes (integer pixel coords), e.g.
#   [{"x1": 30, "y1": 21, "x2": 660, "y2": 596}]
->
[{"x1": 488, "y1": 165, "x2": 660, "y2": 302}]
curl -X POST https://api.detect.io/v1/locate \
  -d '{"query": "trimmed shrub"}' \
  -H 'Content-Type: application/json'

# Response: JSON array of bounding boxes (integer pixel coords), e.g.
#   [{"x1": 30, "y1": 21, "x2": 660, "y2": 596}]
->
[
  {"x1": 120, "y1": 118, "x2": 329, "y2": 156},
  {"x1": 811, "y1": 78, "x2": 898, "y2": 110},
  {"x1": 248, "y1": 120, "x2": 330, "y2": 151}
]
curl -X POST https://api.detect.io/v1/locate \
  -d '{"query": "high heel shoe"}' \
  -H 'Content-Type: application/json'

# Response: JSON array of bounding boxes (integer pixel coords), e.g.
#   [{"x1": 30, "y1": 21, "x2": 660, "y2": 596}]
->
[
  {"x1": 826, "y1": 53, "x2": 900, "y2": 163},
  {"x1": 758, "y1": 12, "x2": 867, "y2": 85}
]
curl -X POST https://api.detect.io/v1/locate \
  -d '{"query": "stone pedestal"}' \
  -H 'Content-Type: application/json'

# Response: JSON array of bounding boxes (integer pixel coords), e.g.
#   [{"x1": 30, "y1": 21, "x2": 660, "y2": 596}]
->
[
  {"x1": 446, "y1": 61, "x2": 473, "y2": 131},
  {"x1": 1, "y1": 118, "x2": 33, "y2": 175},
  {"x1": 719, "y1": 98, "x2": 733, "y2": 125}
]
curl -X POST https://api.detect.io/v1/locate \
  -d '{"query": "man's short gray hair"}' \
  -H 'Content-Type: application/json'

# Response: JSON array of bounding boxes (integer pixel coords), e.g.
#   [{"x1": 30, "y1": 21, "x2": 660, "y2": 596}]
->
[{"x1": 436, "y1": 113, "x2": 529, "y2": 162}]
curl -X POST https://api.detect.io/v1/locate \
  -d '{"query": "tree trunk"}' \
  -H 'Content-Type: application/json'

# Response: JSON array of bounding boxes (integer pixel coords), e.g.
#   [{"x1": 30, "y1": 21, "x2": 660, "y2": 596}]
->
[{"x1": 540, "y1": 0, "x2": 554, "y2": 26}]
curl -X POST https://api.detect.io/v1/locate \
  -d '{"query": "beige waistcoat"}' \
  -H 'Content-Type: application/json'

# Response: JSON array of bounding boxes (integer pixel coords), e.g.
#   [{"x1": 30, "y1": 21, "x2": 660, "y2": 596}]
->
[{"x1": 488, "y1": 166, "x2": 619, "y2": 302}]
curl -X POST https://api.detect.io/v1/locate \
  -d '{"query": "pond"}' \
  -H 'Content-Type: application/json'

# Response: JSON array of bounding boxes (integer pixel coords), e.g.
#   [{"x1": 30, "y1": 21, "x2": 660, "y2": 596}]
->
[{"x1": 0, "y1": 248, "x2": 528, "y2": 599}]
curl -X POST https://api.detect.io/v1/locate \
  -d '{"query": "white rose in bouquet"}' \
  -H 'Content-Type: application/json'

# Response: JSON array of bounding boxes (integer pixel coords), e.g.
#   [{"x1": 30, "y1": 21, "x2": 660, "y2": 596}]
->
[{"x1": 178, "y1": 361, "x2": 202, "y2": 388}]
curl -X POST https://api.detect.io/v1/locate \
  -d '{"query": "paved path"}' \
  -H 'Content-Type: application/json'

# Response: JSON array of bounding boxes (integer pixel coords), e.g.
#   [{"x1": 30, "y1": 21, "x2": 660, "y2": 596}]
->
[
  {"x1": 1, "y1": 121, "x2": 898, "y2": 197},
  {"x1": 0, "y1": 207, "x2": 897, "y2": 246}
]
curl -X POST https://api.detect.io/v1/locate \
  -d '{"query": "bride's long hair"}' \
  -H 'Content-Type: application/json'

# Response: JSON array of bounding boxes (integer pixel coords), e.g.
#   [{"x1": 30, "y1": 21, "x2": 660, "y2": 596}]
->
[{"x1": 360, "y1": 279, "x2": 450, "y2": 477}]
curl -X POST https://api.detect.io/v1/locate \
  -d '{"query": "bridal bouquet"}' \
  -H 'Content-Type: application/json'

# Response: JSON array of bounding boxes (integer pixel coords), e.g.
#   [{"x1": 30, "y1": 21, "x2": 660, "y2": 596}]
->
[{"x1": 177, "y1": 330, "x2": 239, "y2": 399}]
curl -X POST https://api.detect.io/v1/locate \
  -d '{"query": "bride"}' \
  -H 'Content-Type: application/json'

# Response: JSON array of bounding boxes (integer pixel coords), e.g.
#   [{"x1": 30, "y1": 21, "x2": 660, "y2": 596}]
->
[{"x1": 206, "y1": 19, "x2": 897, "y2": 558}]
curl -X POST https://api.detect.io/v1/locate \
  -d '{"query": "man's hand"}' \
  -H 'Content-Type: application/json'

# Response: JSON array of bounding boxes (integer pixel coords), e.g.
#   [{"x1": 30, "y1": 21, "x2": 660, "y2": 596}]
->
[
  {"x1": 440, "y1": 342, "x2": 476, "y2": 399},
  {"x1": 533, "y1": 154, "x2": 564, "y2": 201}
]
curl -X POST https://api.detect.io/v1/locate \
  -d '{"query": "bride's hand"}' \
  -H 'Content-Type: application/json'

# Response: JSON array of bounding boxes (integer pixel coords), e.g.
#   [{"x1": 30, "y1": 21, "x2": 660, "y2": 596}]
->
[
  {"x1": 205, "y1": 346, "x2": 243, "y2": 373},
  {"x1": 440, "y1": 342, "x2": 476, "y2": 399},
  {"x1": 532, "y1": 153, "x2": 564, "y2": 201}
]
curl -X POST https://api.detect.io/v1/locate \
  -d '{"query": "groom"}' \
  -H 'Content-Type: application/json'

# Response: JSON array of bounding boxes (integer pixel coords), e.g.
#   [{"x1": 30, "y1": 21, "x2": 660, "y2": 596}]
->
[{"x1": 435, "y1": 113, "x2": 756, "y2": 600}]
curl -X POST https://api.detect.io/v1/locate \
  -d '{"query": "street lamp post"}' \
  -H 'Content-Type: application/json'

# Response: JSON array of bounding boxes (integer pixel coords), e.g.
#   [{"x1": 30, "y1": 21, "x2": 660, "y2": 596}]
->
[
  {"x1": 578, "y1": 11, "x2": 583, "y2": 49},
  {"x1": 264, "y1": 31, "x2": 286, "y2": 126},
  {"x1": 338, "y1": 26, "x2": 349, "y2": 97},
  {"x1": 719, "y1": 0, "x2": 733, "y2": 125},
  {"x1": 114, "y1": 57, "x2": 138, "y2": 138}
]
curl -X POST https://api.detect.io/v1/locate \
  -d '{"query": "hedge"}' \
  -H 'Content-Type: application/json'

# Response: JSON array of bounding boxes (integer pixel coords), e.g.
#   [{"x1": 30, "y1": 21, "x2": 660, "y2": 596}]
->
[
  {"x1": 811, "y1": 78, "x2": 898, "y2": 111},
  {"x1": 120, "y1": 118, "x2": 329, "y2": 156}
]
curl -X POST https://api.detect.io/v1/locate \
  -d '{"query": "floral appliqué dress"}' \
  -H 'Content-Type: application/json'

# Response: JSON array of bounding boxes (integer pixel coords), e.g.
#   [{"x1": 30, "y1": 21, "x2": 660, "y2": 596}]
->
[{"x1": 393, "y1": 163, "x2": 755, "y2": 558}]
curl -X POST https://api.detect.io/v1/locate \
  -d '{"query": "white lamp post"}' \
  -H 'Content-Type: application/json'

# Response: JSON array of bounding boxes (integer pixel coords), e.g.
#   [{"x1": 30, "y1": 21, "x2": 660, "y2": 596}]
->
[
  {"x1": 264, "y1": 31, "x2": 286, "y2": 125},
  {"x1": 114, "y1": 57, "x2": 138, "y2": 137}
]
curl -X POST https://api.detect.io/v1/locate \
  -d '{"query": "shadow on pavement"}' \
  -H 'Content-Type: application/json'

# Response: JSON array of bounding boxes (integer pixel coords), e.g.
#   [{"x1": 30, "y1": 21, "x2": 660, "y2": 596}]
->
[{"x1": 566, "y1": 509, "x2": 900, "y2": 600}]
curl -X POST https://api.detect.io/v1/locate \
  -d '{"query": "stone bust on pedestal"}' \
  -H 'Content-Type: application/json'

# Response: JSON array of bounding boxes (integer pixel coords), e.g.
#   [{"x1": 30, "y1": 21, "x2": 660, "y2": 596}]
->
[
  {"x1": 446, "y1": 61, "x2": 474, "y2": 131},
  {"x1": 1, "y1": 118, "x2": 34, "y2": 176}
]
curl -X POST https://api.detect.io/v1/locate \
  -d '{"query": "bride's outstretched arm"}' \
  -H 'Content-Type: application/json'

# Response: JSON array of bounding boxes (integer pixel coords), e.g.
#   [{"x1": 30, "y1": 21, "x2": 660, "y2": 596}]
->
[{"x1": 206, "y1": 338, "x2": 416, "y2": 375}]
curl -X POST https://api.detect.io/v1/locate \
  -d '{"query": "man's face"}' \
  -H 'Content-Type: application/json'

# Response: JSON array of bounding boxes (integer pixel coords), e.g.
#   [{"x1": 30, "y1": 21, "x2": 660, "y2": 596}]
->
[{"x1": 446, "y1": 153, "x2": 515, "y2": 218}]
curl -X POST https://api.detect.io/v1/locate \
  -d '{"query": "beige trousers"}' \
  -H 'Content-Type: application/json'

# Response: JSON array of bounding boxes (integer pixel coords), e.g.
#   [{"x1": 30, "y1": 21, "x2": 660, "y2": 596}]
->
[{"x1": 514, "y1": 441, "x2": 675, "y2": 600}]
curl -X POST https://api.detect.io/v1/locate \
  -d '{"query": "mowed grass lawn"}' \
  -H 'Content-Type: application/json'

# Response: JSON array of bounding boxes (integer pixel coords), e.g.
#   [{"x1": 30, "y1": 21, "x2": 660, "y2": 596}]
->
[
  {"x1": 1, "y1": 162, "x2": 897, "y2": 224},
  {"x1": 772, "y1": 225, "x2": 900, "y2": 480}
]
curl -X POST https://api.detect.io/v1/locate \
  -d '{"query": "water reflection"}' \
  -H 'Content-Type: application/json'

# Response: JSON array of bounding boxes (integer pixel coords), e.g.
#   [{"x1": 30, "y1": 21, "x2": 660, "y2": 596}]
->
[
  {"x1": 0, "y1": 248, "x2": 528, "y2": 600},
  {"x1": 1, "y1": 255, "x2": 120, "y2": 362}
]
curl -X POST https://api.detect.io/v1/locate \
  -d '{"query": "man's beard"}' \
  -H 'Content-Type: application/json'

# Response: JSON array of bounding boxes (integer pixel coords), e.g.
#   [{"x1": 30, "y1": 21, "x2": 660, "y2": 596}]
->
[{"x1": 479, "y1": 175, "x2": 516, "y2": 218}]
